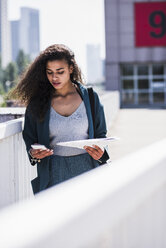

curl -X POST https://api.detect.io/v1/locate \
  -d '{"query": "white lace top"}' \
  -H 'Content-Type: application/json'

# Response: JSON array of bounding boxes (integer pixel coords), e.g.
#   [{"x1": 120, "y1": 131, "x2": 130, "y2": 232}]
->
[{"x1": 49, "y1": 101, "x2": 89, "y2": 156}]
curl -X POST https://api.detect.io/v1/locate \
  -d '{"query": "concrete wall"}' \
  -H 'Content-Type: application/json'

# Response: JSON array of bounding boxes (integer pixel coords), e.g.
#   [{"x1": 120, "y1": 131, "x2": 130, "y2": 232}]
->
[
  {"x1": 0, "y1": 107, "x2": 25, "y2": 123},
  {"x1": 0, "y1": 139, "x2": 166, "y2": 248},
  {"x1": 100, "y1": 90, "x2": 120, "y2": 128},
  {"x1": 0, "y1": 118, "x2": 36, "y2": 209}
]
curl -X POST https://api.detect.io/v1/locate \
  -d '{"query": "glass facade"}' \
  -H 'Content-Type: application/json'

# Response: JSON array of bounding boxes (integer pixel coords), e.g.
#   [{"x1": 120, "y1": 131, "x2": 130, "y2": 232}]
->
[{"x1": 121, "y1": 64, "x2": 166, "y2": 107}]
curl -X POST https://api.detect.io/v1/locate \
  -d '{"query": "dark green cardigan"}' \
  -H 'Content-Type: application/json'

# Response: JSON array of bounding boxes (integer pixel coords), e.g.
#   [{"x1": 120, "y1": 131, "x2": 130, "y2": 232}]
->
[{"x1": 22, "y1": 81, "x2": 109, "y2": 194}]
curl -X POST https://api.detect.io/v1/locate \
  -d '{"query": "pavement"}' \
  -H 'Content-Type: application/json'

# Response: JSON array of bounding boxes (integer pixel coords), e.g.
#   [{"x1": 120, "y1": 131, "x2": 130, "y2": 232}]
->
[{"x1": 107, "y1": 109, "x2": 166, "y2": 161}]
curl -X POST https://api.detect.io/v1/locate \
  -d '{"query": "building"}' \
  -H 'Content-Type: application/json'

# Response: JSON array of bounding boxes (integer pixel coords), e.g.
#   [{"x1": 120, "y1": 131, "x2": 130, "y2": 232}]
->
[
  {"x1": 0, "y1": 0, "x2": 11, "y2": 68},
  {"x1": 86, "y1": 44, "x2": 104, "y2": 84},
  {"x1": 19, "y1": 7, "x2": 40, "y2": 60},
  {"x1": 10, "y1": 20, "x2": 20, "y2": 61},
  {"x1": 105, "y1": 0, "x2": 166, "y2": 107},
  {"x1": 10, "y1": 7, "x2": 40, "y2": 62}
]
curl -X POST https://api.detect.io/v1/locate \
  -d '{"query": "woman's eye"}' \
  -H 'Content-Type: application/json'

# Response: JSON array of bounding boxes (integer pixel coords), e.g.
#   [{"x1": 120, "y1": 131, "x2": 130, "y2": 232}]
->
[{"x1": 46, "y1": 71, "x2": 64, "y2": 75}]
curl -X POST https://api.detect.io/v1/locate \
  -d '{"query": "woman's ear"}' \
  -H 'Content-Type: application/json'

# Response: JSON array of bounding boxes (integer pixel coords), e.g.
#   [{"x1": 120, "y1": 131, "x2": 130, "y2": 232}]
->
[{"x1": 69, "y1": 65, "x2": 74, "y2": 74}]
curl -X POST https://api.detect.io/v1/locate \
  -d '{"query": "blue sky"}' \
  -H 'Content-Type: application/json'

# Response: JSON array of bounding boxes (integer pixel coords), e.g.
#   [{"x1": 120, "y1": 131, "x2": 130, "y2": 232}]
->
[{"x1": 8, "y1": 0, "x2": 105, "y2": 78}]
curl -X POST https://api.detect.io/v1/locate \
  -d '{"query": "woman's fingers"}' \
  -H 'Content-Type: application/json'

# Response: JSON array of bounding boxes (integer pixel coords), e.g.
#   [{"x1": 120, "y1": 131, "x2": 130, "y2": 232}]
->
[
  {"x1": 36, "y1": 149, "x2": 53, "y2": 158},
  {"x1": 31, "y1": 148, "x2": 53, "y2": 159},
  {"x1": 84, "y1": 145, "x2": 104, "y2": 160}
]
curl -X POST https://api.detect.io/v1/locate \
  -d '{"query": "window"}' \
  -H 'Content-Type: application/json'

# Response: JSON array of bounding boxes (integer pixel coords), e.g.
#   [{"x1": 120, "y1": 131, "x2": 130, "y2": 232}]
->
[
  {"x1": 122, "y1": 92, "x2": 135, "y2": 104},
  {"x1": 138, "y1": 65, "x2": 148, "y2": 75},
  {"x1": 138, "y1": 79, "x2": 149, "y2": 89},
  {"x1": 153, "y1": 93, "x2": 164, "y2": 103},
  {"x1": 152, "y1": 65, "x2": 164, "y2": 75},
  {"x1": 121, "y1": 63, "x2": 166, "y2": 106},
  {"x1": 123, "y1": 80, "x2": 134, "y2": 89},
  {"x1": 152, "y1": 78, "x2": 164, "y2": 90},
  {"x1": 138, "y1": 93, "x2": 149, "y2": 104},
  {"x1": 121, "y1": 65, "x2": 133, "y2": 76}
]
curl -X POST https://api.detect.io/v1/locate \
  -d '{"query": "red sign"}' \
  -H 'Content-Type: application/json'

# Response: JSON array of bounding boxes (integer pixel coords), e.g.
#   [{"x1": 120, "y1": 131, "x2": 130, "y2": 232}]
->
[{"x1": 135, "y1": 2, "x2": 166, "y2": 47}]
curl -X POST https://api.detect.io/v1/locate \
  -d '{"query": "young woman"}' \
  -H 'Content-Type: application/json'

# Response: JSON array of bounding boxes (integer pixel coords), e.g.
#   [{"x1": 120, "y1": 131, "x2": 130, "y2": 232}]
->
[{"x1": 13, "y1": 44, "x2": 109, "y2": 194}]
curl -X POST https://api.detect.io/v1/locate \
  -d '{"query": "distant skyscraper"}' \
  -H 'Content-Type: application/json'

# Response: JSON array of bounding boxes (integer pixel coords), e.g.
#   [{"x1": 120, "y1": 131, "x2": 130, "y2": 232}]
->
[
  {"x1": 11, "y1": 20, "x2": 20, "y2": 61},
  {"x1": 101, "y1": 58, "x2": 105, "y2": 79},
  {"x1": 0, "y1": 0, "x2": 11, "y2": 67},
  {"x1": 19, "y1": 7, "x2": 40, "y2": 60},
  {"x1": 86, "y1": 44, "x2": 103, "y2": 84}
]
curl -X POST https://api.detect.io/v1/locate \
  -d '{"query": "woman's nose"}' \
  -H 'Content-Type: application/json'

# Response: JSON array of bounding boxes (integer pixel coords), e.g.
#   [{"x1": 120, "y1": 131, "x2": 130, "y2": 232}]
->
[{"x1": 52, "y1": 73, "x2": 58, "y2": 80}]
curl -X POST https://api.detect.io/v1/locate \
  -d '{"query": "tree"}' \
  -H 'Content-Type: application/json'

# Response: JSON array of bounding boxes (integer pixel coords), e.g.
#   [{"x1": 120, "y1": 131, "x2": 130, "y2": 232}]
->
[
  {"x1": 2, "y1": 62, "x2": 18, "y2": 92},
  {"x1": 0, "y1": 83, "x2": 4, "y2": 95},
  {"x1": 0, "y1": 55, "x2": 5, "y2": 93},
  {"x1": 0, "y1": 54, "x2": 3, "y2": 81},
  {"x1": 4, "y1": 62, "x2": 18, "y2": 82},
  {"x1": 16, "y1": 50, "x2": 30, "y2": 75},
  {"x1": 0, "y1": 50, "x2": 31, "y2": 94}
]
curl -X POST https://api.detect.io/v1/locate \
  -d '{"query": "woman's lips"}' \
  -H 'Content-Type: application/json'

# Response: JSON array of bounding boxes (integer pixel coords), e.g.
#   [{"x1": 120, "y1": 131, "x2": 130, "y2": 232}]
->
[{"x1": 52, "y1": 82, "x2": 61, "y2": 86}]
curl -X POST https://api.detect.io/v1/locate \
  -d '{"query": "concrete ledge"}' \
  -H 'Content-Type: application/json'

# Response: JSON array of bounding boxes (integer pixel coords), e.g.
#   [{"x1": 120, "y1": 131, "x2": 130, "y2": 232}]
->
[
  {"x1": 0, "y1": 118, "x2": 24, "y2": 140},
  {"x1": 100, "y1": 91, "x2": 120, "y2": 127},
  {"x1": 0, "y1": 108, "x2": 25, "y2": 123},
  {"x1": 0, "y1": 139, "x2": 165, "y2": 247},
  {"x1": 0, "y1": 107, "x2": 25, "y2": 114}
]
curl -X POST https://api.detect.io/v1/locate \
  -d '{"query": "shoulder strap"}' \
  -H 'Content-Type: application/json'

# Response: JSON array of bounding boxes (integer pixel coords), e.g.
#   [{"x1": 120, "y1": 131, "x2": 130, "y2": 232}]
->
[
  {"x1": 87, "y1": 87, "x2": 95, "y2": 137},
  {"x1": 74, "y1": 84, "x2": 83, "y2": 100}
]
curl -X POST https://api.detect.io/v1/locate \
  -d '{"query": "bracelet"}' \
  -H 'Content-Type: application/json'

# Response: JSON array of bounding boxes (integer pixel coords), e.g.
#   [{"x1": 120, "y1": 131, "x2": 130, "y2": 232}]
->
[{"x1": 28, "y1": 149, "x2": 41, "y2": 163}]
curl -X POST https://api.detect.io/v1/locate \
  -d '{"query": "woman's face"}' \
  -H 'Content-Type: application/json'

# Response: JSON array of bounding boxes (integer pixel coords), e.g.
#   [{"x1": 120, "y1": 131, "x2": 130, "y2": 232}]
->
[{"x1": 46, "y1": 59, "x2": 73, "y2": 90}]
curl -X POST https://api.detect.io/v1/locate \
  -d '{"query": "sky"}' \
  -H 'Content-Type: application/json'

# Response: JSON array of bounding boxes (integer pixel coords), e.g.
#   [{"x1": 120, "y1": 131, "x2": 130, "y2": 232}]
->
[{"x1": 8, "y1": 0, "x2": 105, "y2": 79}]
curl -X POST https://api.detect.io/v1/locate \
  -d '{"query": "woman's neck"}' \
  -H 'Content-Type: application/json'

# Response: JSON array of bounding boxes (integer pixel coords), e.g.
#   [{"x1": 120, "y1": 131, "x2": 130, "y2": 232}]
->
[{"x1": 53, "y1": 81, "x2": 76, "y2": 98}]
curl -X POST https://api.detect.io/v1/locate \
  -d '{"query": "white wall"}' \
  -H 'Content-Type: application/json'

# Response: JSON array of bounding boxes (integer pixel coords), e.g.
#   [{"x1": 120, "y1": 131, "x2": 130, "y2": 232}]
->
[
  {"x1": 0, "y1": 118, "x2": 36, "y2": 209},
  {"x1": 0, "y1": 139, "x2": 165, "y2": 248},
  {"x1": 100, "y1": 91, "x2": 120, "y2": 128}
]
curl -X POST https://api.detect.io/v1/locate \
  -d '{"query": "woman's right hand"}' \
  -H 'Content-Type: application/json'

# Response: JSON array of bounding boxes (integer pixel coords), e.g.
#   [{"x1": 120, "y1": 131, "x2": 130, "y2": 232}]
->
[{"x1": 30, "y1": 144, "x2": 54, "y2": 159}]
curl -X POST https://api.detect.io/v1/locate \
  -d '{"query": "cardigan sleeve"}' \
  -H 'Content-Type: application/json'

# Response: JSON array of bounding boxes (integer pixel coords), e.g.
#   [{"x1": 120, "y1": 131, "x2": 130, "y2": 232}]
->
[
  {"x1": 93, "y1": 90, "x2": 107, "y2": 138},
  {"x1": 22, "y1": 106, "x2": 38, "y2": 166},
  {"x1": 93, "y1": 90, "x2": 110, "y2": 164}
]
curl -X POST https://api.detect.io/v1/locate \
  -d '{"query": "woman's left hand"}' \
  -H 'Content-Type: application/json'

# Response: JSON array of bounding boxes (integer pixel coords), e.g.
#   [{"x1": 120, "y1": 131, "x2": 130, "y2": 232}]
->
[{"x1": 84, "y1": 145, "x2": 104, "y2": 160}]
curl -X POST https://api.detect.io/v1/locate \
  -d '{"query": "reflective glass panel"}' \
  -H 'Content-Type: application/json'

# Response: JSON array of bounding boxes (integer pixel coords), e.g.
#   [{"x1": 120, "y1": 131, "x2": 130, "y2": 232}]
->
[
  {"x1": 138, "y1": 65, "x2": 148, "y2": 75},
  {"x1": 122, "y1": 92, "x2": 134, "y2": 104},
  {"x1": 121, "y1": 65, "x2": 133, "y2": 76},
  {"x1": 138, "y1": 93, "x2": 149, "y2": 104},
  {"x1": 152, "y1": 78, "x2": 164, "y2": 89},
  {"x1": 123, "y1": 80, "x2": 134, "y2": 89},
  {"x1": 153, "y1": 93, "x2": 164, "y2": 103},
  {"x1": 152, "y1": 65, "x2": 164, "y2": 75},
  {"x1": 138, "y1": 79, "x2": 149, "y2": 89}
]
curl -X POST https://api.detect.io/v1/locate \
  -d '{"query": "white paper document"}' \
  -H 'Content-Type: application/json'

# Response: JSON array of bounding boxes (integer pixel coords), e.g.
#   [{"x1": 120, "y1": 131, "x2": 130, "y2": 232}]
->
[{"x1": 56, "y1": 137, "x2": 119, "y2": 149}]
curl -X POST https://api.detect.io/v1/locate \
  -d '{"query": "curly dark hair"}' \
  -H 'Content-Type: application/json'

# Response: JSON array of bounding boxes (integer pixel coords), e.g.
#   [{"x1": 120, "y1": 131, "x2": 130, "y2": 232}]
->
[{"x1": 11, "y1": 44, "x2": 85, "y2": 121}]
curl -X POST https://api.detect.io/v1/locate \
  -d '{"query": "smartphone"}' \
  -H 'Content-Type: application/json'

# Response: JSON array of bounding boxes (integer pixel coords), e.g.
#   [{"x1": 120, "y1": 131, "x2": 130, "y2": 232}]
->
[{"x1": 31, "y1": 144, "x2": 47, "y2": 150}]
